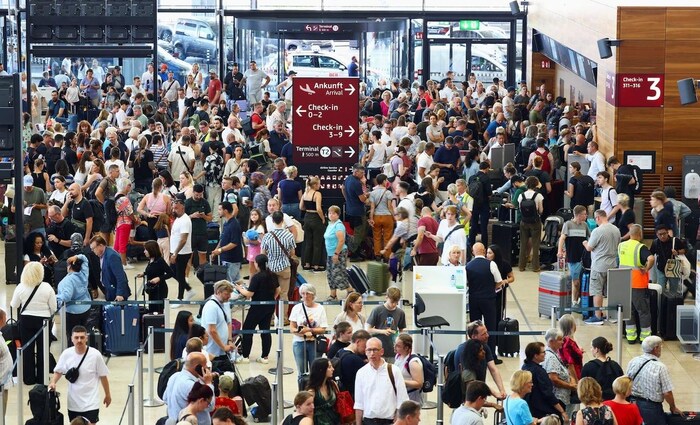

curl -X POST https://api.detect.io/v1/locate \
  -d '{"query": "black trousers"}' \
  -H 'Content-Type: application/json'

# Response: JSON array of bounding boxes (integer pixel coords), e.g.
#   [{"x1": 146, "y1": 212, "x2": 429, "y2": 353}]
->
[
  {"x1": 171, "y1": 253, "x2": 192, "y2": 300},
  {"x1": 241, "y1": 305, "x2": 275, "y2": 358},
  {"x1": 468, "y1": 205, "x2": 490, "y2": 248},
  {"x1": 469, "y1": 296, "x2": 498, "y2": 359},
  {"x1": 65, "y1": 310, "x2": 89, "y2": 347},
  {"x1": 19, "y1": 314, "x2": 50, "y2": 385}
]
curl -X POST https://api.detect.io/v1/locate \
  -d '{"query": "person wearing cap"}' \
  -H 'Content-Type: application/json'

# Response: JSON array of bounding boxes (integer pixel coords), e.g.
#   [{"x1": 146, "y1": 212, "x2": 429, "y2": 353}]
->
[
  {"x1": 208, "y1": 70, "x2": 223, "y2": 105},
  {"x1": 559, "y1": 105, "x2": 574, "y2": 131},
  {"x1": 21, "y1": 174, "x2": 48, "y2": 235},
  {"x1": 214, "y1": 374, "x2": 242, "y2": 415},
  {"x1": 162, "y1": 70, "x2": 181, "y2": 105},
  {"x1": 158, "y1": 63, "x2": 169, "y2": 83},
  {"x1": 185, "y1": 184, "x2": 213, "y2": 274},
  {"x1": 276, "y1": 70, "x2": 296, "y2": 106}
]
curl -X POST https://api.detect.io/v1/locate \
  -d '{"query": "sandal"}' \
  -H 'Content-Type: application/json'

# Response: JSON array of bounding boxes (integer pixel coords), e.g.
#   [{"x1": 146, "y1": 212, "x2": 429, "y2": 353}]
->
[{"x1": 325, "y1": 295, "x2": 338, "y2": 302}]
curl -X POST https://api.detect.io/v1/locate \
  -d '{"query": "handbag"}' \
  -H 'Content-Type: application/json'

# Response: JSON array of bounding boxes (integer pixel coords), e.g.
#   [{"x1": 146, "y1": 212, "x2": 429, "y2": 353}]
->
[
  {"x1": 65, "y1": 347, "x2": 89, "y2": 383},
  {"x1": 665, "y1": 238, "x2": 691, "y2": 280},
  {"x1": 6, "y1": 285, "x2": 41, "y2": 341},
  {"x1": 270, "y1": 231, "x2": 299, "y2": 297},
  {"x1": 300, "y1": 302, "x2": 328, "y2": 354},
  {"x1": 332, "y1": 381, "x2": 355, "y2": 424}
]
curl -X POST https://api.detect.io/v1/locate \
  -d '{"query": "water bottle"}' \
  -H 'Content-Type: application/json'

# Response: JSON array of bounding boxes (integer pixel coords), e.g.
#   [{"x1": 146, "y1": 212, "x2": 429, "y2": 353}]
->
[
  {"x1": 450, "y1": 273, "x2": 456, "y2": 288},
  {"x1": 454, "y1": 269, "x2": 465, "y2": 289}
]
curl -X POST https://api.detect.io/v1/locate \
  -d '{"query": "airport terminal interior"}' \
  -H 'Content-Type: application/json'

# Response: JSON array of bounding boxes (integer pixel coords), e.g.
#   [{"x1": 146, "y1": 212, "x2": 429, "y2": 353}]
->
[{"x1": 2, "y1": 0, "x2": 700, "y2": 424}]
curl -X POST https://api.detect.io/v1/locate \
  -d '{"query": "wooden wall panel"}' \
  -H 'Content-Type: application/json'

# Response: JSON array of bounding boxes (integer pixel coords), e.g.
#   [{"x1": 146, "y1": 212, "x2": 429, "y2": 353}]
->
[
  {"x1": 617, "y1": 41, "x2": 666, "y2": 73},
  {"x1": 666, "y1": 9, "x2": 700, "y2": 40},
  {"x1": 615, "y1": 108, "x2": 664, "y2": 142},
  {"x1": 662, "y1": 140, "x2": 691, "y2": 173},
  {"x1": 663, "y1": 108, "x2": 700, "y2": 141},
  {"x1": 665, "y1": 43, "x2": 700, "y2": 75},
  {"x1": 619, "y1": 8, "x2": 666, "y2": 40}
]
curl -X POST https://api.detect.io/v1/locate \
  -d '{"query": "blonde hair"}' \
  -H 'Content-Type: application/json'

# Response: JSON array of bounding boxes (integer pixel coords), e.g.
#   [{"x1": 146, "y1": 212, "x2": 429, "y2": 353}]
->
[
  {"x1": 577, "y1": 377, "x2": 603, "y2": 405},
  {"x1": 21, "y1": 262, "x2": 45, "y2": 287},
  {"x1": 510, "y1": 370, "x2": 532, "y2": 393},
  {"x1": 284, "y1": 166, "x2": 297, "y2": 177},
  {"x1": 617, "y1": 193, "x2": 630, "y2": 208},
  {"x1": 612, "y1": 375, "x2": 633, "y2": 397}
]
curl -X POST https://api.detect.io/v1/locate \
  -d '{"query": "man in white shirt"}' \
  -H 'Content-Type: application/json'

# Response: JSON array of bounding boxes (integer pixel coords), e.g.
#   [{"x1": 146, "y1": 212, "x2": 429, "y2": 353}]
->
[
  {"x1": 177, "y1": 88, "x2": 188, "y2": 121},
  {"x1": 404, "y1": 123, "x2": 421, "y2": 157},
  {"x1": 267, "y1": 101, "x2": 289, "y2": 130},
  {"x1": 130, "y1": 77, "x2": 146, "y2": 102},
  {"x1": 264, "y1": 198, "x2": 298, "y2": 241},
  {"x1": 49, "y1": 325, "x2": 111, "y2": 424},
  {"x1": 162, "y1": 70, "x2": 181, "y2": 104},
  {"x1": 572, "y1": 140, "x2": 606, "y2": 179},
  {"x1": 241, "y1": 60, "x2": 270, "y2": 105},
  {"x1": 115, "y1": 99, "x2": 129, "y2": 129},
  {"x1": 502, "y1": 86, "x2": 515, "y2": 120},
  {"x1": 354, "y1": 337, "x2": 409, "y2": 424},
  {"x1": 221, "y1": 115, "x2": 245, "y2": 147},
  {"x1": 416, "y1": 142, "x2": 435, "y2": 185},
  {"x1": 141, "y1": 63, "x2": 161, "y2": 99},
  {"x1": 170, "y1": 199, "x2": 195, "y2": 304},
  {"x1": 169, "y1": 134, "x2": 196, "y2": 179}
]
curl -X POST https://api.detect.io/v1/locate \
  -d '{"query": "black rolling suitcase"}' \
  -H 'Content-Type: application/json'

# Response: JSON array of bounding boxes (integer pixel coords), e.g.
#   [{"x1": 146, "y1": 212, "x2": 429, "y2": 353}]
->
[
  {"x1": 142, "y1": 313, "x2": 165, "y2": 353},
  {"x1": 659, "y1": 291, "x2": 684, "y2": 340},
  {"x1": 347, "y1": 265, "x2": 370, "y2": 294},
  {"x1": 5, "y1": 240, "x2": 17, "y2": 284},
  {"x1": 492, "y1": 213, "x2": 519, "y2": 264},
  {"x1": 497, "y1": 287, "x2": 520, "y2": 357},
  {"x1": 666, "y1": 412, "x2": 700, "y2": 424}
]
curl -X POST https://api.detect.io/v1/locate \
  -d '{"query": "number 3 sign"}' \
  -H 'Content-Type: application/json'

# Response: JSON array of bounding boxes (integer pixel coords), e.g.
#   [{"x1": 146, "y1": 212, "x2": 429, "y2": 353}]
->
[{"x1": 616, "y1": 73, "x2": 665, "y2": 107}]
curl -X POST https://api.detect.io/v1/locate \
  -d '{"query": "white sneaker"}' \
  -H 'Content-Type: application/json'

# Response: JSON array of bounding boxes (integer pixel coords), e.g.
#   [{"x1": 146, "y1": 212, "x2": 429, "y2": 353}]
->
[
  {"x1": 235, "y1": 357, "x2": 250, "y2": 364},
  {"x1": 184, "y1": 289, "x2": 196, "y2": 301},
  {"x1": 123, "y1": 263, "x2": 135, "y2": 270},
  {"x1": 170, "y1": 302, "x2": 181, "y2": 309},
  {"x1": 256, "y1": 357, "x2": 269, "y2": 364}
]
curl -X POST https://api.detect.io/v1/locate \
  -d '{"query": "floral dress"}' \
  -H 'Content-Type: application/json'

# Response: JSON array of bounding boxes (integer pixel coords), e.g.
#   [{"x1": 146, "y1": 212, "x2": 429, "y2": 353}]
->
[{"x1": 572, "y1": 405, "x2": 614, "y2": 425}]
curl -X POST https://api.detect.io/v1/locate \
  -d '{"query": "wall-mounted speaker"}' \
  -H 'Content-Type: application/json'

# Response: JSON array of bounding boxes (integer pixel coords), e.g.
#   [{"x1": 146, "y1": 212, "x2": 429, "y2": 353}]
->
[
  {"x1": 598, "y1": 38, "x2": 613, "y2": 59},
  {"x1": 678, "y1": 78, "x2": 697, "y2": 106}
]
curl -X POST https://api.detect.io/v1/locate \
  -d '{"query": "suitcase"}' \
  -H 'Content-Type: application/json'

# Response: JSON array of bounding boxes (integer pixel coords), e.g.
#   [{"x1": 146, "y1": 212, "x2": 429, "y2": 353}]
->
[
  {"x1": 666, "y1": 412, "x2": 700, "y2": 424},
  {"x1": 497, "y1": 204, "x2": 515, "y2": 223},
  {"x1": 659, "y1": 291, "x2": 684, "y2": 341},
  {"x1": 142, "y1": 313, "x2": 165, "y2": 353},
  {"x1": 197, "y1": 262, "x2": 229, "y2": 285},
  {"x1": 347, "y1": 265, "x2": 370, "y2": 294},
  {"x1": 366, "y1": 261, "x2": 390, "y2": 294},
  {"x1": 5, "y1": 241, "x2": 16, "y2": 284},
  {"x1": 538, "y1": 270, "x2": 571, "y2": 318},
  {"x1": 497, "y1": 317, "x2": 520, "y2": 357},
  {"x1": 492, "y1": 221, "x2": 519, "y2": 264},
  {"x1": 489, "y1": 194, "x2": 507, "y2": 219},
  {"x1": 548, "y1": 179, "x2": 565, "y2": 215},
  {"x1": 580, "y1": 269, "x2": 593, "y2": 319},
  {"x1": 88, "y1": 327, "x2": 103, "y2": 351},
  {"x1": 103, "y1": 304, "x2": 140, "y2": 355}
]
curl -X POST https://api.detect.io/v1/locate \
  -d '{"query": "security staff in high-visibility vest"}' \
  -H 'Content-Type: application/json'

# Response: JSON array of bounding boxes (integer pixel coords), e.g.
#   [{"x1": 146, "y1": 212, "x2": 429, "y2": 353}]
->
[{"x1": 618, "y1": 224, "x2": 655, "y2": 344}]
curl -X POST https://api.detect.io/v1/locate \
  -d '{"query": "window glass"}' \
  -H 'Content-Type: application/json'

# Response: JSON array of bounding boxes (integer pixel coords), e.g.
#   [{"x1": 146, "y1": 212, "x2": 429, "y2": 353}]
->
[{"x1": 318, "y1": 56, "x2": 343, "y2": 69}]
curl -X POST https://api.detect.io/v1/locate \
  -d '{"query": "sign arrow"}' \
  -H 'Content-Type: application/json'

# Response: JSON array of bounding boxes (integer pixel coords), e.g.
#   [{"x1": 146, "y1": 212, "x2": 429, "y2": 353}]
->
[
  {"x1": 344, "y1": 126, "x2": 356, "y2": 137},
  {"x1": 345, "y1": 146, "x2": 355, "y2": 156},
  {"x1": 344, "y1": 85, "x2": 356, "y2": 96},
  {"x1": 296, "y1": 105, "x2": 306, "y2": 117}
]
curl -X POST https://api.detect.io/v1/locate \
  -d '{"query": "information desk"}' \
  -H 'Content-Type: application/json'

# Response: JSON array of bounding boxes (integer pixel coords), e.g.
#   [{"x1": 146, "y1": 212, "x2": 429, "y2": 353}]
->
[{"x1": 413, "y1": 266, "x2": 467, "y2": 357}]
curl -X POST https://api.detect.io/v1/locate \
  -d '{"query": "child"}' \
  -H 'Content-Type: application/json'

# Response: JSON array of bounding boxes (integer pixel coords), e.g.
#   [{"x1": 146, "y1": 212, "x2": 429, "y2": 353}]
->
[
  {"x1": 114, "y1": 178, "x2": 142, "y2": 269},
  {"x1": 154, "y1": 212, "x2": 171, "y2": 260},
  {"x1": 243, "y1": 208, "x2": 266, "y2": 278}
]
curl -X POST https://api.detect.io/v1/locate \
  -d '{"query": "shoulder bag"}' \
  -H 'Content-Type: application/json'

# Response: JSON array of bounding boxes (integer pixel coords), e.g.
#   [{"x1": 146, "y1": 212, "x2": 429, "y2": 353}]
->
[
  {"x1": 65, "y1": 347, "x2": 89, "y2": 383},
  {"x1": 270, "y1": 230, "x2": 299, "y2": 295},
  {"x1": 665, "y1": 238, "x2": 691, "y2": 280},
  {"x1": 5, "y1": 284, "x2": 41, "y2": 341},
  {"x1": 300, "y1": 302, "x2": 329, "y2": 354},
  {"x1": 332, "y1": 380, "x2": 355, "y2": 424}
]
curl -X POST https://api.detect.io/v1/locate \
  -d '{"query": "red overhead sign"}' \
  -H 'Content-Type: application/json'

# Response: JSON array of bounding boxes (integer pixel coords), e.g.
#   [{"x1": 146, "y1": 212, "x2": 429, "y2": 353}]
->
[
  {"x1": 605, "y1": 72, "x2": 664, "y2": 107},
  {"x1": 293, "y1": 77, "x2": 359, "y2": 199}
]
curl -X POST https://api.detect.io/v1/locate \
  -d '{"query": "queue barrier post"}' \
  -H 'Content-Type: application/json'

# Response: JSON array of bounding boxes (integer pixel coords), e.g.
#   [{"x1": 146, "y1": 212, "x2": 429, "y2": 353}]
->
[
  {"x1": 551, "y1": 306, "x2": 557, "y2": 328},
  {"x1": 17, "y1": 347, "x2": 23, "y2": 425},
  {"x1": 144, "y1": 327, "x2": 164, "y2": 407},
  {"x1": 43, "y1": 318, "x2": 50, "y2": 386},
  {"x1": 436, "y1": 354, "x2": 444, "y2": 425},
  {"x1": 0, "y1": 384, "x2": 4, "y2": 425},
  {"x1": 421, "y1": 333, "x2": 438, "y2": 410},
  {"x1": 616, "y1": 305, "x2": 623, "y2": 365},
  {"x1": 164, "y1": 299, "x2": 171, "y2": 362},
  {"x1": 59, "y1": 305, "x2": 67, "y2": 352},
  {"x1": 137, "y1": 348, "x2": 144, "y2": 425},
  {"x1": 271, "y1": 381, "x2": 278, "y2": 425},
  {"x1": 127, "y1": 383, "x2": 135, "y2": 425}
]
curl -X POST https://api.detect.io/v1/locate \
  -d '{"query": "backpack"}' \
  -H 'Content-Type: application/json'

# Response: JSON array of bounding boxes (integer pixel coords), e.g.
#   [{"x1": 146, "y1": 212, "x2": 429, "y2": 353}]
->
[
  {"x1": 187, "y1": 111, "x2": 201, "y2": 129},
  {"x1": 534, "y1": 150, "x2": 552, "y2": 174},
  {"x1": 382, "y1": 157, "x2": 396, "y2": 179},
  {"x1": 550, "y1": 142, "x2": 565, "y2": 171},
  {"x1": 546, "y1": 107, "x2": 563, "y2": 131},
  {"x1": 157, "y1": 358, "x2": 183, "y2": 399},
  {"x1": 28, "y1": 384, "x2": 63, "y2": 423},
  {"x1": 516, "y1": 139, "x2": 537, "y2": 170},
  {"x1": 85, "y1": 179, "x2": 101, "y2": 200},
  {"x1": 441, "y1": 350, "x2": 464, "y2": 408},
  {"x1": 406, "y1": 354, "x2": 437, "y2": 392},
  {"x1": 45, "y1": 147, "x2": 62, "y2": 175},
  {"x1": 468, "y1": 176, "x2": 485, "y2": 207},
  {"x1": 593, "y1": 358, "x2": 623, "y2": 401},
  {"x1": 104, "y1": 197, "x2": 118, "y2": 229},
  {"x1": 519, "y1": 192, "x2": 539, "y2": 224},
  {"x1": 331, "y1": 349, "x2": 352, "y2": 390},
  {"x1": 88, "y1": 198, "x2": 105, "y2": 232},
  {"x1": 241, "y1": 114, "x2": 259, "y2": 136},
  {"x1": 573, "y1": 175, "x2": 596, "y2": 207}
]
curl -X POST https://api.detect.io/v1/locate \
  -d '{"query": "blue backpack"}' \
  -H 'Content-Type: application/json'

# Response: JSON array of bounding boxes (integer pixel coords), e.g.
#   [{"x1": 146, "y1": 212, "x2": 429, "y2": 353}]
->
[{"x1": 406, "y1": 354, "x2": 437, "y2": 393}]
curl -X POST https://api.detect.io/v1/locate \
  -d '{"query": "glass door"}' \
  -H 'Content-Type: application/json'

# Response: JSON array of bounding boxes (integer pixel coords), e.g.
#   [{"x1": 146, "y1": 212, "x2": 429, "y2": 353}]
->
[{"x1": 428, "y1": 42, "x2": 467, "y2": 83}]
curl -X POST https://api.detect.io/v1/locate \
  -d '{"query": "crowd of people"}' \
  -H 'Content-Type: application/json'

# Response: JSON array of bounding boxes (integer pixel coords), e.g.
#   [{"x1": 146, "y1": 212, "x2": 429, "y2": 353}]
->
[{"x1": 3, "y1": 57, "x2": 696, "y2": 425}]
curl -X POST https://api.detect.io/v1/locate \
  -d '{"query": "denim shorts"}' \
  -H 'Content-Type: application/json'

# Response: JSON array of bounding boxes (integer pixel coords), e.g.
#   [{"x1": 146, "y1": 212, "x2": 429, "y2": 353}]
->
[{"x1": 568, "y1": 262, "x2": 583, "y2": 280}]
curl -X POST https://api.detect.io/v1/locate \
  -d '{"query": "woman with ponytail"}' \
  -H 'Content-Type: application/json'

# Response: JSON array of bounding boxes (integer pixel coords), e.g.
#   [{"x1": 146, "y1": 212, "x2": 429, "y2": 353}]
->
[{"x1": 234, "y1": 254, "x2": 280, "y2": 364}]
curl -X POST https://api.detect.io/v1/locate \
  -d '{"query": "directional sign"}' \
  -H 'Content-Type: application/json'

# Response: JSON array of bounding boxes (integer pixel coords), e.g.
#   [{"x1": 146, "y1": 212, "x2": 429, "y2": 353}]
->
[
  {"x1": 605, "y1": 72, "x2": 664, "y2": 107},
  {"x1": 293, "y1": 77, "x2": 359, "y2": 201}
]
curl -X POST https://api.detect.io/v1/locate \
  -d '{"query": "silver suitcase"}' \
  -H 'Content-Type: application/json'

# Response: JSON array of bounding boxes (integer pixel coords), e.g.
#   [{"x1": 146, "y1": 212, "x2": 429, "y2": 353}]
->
[{"x1": 538, "y1": 270, "x2": 572, "y2": 318}]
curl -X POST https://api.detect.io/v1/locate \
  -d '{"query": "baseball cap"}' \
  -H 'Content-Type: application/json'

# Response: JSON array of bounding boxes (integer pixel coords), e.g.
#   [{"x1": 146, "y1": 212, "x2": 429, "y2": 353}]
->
[
  {"x1": 70, "y1": 233, "x2": 84, "y2": 250},
  {"x1": 160, "y1": 64, "x2": 168, "y2": 71},
  {"x1": 23, "y1": 175, "x2": 33, "y2": 187},
  {"x1": 219, "y1": 374, "x2": 235, "y2": 393},
  {"x1": 287, "y1": 70, "x2": 297, "y2": 76}
]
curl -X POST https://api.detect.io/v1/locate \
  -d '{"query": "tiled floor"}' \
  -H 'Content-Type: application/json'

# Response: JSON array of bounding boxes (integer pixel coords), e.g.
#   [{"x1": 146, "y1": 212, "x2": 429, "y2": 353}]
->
[{"x1": 1, "y1": 243, "x2": 700, "y2": 425}]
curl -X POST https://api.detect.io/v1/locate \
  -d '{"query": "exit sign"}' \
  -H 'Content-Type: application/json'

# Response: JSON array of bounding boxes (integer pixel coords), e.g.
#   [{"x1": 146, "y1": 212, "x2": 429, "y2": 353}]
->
[{"x1": 459, "y1": 20, "x2": 480, "y2": 31}]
